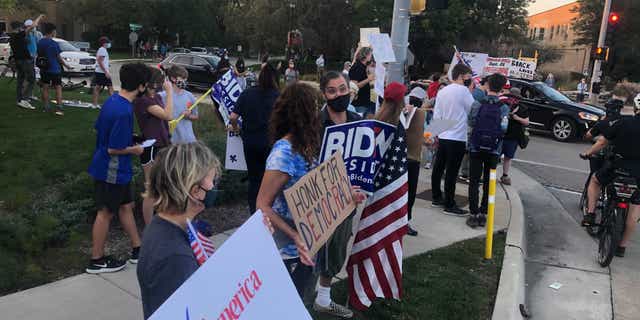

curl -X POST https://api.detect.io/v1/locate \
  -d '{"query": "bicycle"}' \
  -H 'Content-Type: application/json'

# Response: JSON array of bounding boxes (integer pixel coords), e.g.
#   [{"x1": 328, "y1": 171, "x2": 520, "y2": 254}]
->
[
  {"x1": 0, "y1": 56, "x2": 16, "y2": 81},
  {"x1": 588, "y1": 160, "x2": 638, "y2": 267}
]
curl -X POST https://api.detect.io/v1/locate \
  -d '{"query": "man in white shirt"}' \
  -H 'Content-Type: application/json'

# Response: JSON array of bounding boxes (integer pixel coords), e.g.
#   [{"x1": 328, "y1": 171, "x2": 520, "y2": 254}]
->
[
  {"x1": 93, "y1": 36, "x2": 114, "y2": 108},
  {"x1": 431, "y1": 64, "x2": 475, "y2": 215},
  {"x1": 316, "y1": 54, "x2": 325, "y2": 80}
]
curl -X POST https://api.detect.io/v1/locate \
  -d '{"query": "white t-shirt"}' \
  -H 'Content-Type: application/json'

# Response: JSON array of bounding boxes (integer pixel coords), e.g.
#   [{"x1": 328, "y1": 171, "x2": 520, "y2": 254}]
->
[
  {"x1": 95, "y1": 47, "x2": 110, "y2": 74},
  {"x1": 432, "y1": 83, "x2": 475, "y2": 142}
]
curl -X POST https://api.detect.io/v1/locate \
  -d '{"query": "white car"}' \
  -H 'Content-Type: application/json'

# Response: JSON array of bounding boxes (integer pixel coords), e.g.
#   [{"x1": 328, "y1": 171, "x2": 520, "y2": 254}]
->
[
  {"x1": 54, "y1": 38, "x2": 96, "y2": 75},
  {"x1": 0, "y1": 36, "x2": 10, "y2": 63}
]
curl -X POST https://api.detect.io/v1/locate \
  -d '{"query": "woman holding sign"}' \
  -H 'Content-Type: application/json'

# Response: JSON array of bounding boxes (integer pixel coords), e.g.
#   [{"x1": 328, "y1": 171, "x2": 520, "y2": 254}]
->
[{"x1": 257, "y1": 82, "x2": 366, "y2": 301}]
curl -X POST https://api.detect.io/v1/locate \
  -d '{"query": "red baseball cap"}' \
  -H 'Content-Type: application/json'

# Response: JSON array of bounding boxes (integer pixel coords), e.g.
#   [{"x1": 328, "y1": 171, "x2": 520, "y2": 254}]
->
[{"x1": 384, "y1": 82, "x2": 407, "y2": 102}]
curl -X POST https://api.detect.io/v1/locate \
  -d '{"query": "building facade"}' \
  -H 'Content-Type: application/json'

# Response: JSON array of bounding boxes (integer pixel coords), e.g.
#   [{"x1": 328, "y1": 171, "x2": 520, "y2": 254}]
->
[
  {"x1": 1, "y1": 1, "x2": 86, "y2": 41},
  {"x1": 528, "y1": 1, "x2": 591, "y2": 75}
]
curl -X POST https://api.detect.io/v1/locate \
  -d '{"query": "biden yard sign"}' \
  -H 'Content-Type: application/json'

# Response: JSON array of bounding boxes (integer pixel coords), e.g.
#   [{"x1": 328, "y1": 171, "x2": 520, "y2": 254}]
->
[{"x1": 320, "y1": 120, "x2": 396, "y2": 194}]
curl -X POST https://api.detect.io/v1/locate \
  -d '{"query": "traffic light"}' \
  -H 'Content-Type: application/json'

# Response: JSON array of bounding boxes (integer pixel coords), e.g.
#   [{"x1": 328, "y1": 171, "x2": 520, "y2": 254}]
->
[
  {"x1": 594, "y1": 46, "x2": 609, "y2": 61},
  {"x1": 609, "y1": 12, "x2": 620, "y2": 26},
  {"x1": 410, "y1": 0, "x2": 426, "y2": 15}
]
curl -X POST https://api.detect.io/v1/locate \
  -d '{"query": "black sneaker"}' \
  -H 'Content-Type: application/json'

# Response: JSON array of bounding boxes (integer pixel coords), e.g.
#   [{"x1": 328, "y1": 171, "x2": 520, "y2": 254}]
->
[
  {"x1": 581, "y1": 213, "x2": 596, "y2": 227},
  {"x1": 407, "y1": 225, "x2": 418, "y2": 236},
  {"x1": 432, "y1": 199, "x2": 445, "y2": 208},
  {"x1": 129, "y1": 246, "x2": 140, "y2": 264},
  {"x1": 466, "y1": 215, "x2": 480, "y2": 228},
  {"x1": 615, "y1": 246, "x2": 626, "y2": 258},
  {"x1": 443, "y1": 206, "x2": 469, "y2": 217},
  {"x1": 477, "y1": 214, "x2": 487, "y2": 227},
  {"x1": 86, "y1": 256, "x2": 126, "y2": 274}
]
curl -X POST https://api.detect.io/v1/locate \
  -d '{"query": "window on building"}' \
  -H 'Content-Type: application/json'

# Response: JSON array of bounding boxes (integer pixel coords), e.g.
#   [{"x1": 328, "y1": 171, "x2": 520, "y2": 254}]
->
[
  {"x1": 538, "y1": 27, "x2": 545, "y2": 41},
  {"x1": 564, "y1": 25, "x2": 569, "y2": 41},
  {"x1": 550, "y1": 26, "x2": 554, "y2": 40}
]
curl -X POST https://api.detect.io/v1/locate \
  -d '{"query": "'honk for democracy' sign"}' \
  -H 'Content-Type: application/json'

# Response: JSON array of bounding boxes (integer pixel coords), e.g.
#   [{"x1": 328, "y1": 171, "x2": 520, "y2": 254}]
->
[
  {"x1": 320, "y1": 120, "x2": 396, "y2": 194},
  {"x1": 149, "y1": 211, "x2": 311, "y2": 320},
  {"x1": 284, "y1": 152, "x2": 357, "y2": 257}
]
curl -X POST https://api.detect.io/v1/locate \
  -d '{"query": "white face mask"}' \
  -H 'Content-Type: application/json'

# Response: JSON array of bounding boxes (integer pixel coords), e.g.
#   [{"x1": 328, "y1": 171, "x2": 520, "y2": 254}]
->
[{"x1": 105, "y1": 43, "x2": 112, "y2": 49}]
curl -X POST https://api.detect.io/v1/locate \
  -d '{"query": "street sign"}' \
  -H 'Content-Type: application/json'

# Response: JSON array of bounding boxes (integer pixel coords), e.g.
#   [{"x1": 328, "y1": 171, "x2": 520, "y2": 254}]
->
[{"x1": 129, "y1": 23, "x2": 142, "y2": 31}]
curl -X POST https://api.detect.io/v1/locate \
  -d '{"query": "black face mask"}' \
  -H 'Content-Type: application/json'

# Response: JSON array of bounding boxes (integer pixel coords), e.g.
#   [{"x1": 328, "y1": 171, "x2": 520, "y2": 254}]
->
[
  {"x1": 327, "y1": 94, "x2": 351, "y2": 113},
  {"x1": 463, "y1": 78, "x2": 473, "y2": 87}
]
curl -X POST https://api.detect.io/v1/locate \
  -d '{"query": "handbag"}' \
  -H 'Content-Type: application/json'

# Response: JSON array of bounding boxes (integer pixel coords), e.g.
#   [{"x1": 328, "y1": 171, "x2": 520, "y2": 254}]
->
[{"x1": 518, "y1": 127, "x2": 530, "y2": 149}]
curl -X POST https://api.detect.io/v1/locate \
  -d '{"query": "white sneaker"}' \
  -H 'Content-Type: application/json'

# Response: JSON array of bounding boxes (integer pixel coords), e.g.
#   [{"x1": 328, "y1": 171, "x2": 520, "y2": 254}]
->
[{"x1": 17, "y1": 100, "x2": 36, "y2": 110}]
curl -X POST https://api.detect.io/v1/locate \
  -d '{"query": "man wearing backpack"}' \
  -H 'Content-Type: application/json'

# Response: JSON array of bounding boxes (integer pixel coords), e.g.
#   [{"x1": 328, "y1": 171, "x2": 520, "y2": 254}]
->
[
  {"x1": 9, "y1": 15, "x2": 44, "y2": 110},
  {"x1": 466, "y1": 74, "x2": 510, "y2": 228}
]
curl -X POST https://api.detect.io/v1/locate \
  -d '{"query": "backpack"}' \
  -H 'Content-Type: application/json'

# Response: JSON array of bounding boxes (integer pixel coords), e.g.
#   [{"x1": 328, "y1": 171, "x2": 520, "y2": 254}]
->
[{"x1": 470, "y1": 101, "x2": 504, "y2": 153}]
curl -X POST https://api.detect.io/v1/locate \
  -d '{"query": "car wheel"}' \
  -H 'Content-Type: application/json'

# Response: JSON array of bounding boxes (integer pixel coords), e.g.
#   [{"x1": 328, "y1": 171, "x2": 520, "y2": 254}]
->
[{"x1": 551, "y1": 117, "x2": 576, "y2": 142}]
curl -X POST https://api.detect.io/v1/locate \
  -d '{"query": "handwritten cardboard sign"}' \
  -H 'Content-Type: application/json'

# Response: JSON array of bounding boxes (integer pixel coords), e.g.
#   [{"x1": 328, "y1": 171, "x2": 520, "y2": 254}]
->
[{"x1": 284, "y1": 152, "x2": 356, "y2": 256}]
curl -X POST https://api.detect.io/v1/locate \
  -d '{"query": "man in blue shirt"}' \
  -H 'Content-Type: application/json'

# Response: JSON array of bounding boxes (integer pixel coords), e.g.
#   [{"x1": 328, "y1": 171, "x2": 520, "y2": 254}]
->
[
  {"x1": 86, "y1": 63, "x2": 150, "y2": 274},
  {"x1": 37, "y1": 23, "x2": 70, "y2": 115},
  {"x1": 466, "y1": 73, "x2": 510, "y2": 228}
]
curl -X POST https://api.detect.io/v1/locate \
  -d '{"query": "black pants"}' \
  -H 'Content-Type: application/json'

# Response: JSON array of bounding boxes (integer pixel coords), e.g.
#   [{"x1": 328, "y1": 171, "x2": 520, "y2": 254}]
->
[
  {"x1": 468, "y1": 152, "x2": 499, "y2": 215},
  {"x1": 431, "y1": 139, "x2": 466, "y2": 207},
  {"x1": 283, "y1": 258, "x2": 313, "y2": 298},
  {"x1": 242, "y1": 142, "x2": 270, "y2": 214},
  {"x1": 407, "y1": 159, "x2": 420, "y2": 220},
  {"x1": 16, "y1": 58, "x2": 35, "y2": 102}
]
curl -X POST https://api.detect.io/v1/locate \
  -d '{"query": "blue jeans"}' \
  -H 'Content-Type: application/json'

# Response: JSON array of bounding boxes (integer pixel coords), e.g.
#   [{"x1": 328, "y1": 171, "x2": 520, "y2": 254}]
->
[{"x1": 16, "y1": 59, "x2": 35, "y2": 102}]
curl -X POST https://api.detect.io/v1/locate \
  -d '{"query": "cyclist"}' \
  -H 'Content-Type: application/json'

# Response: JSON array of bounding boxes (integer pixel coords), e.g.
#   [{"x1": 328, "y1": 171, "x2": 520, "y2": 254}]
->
[
  {"x1": 580, "y1": 92, "x2": 640, "y2": 257},
  {"x1": 583, "y1": 98, "x2": 624, "y2": 173}
]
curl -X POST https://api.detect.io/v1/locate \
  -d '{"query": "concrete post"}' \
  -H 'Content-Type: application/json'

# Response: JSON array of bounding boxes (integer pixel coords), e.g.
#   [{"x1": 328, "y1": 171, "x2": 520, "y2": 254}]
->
[
  {"x1": 388, "y1": 0, "x2": 411, "y2": 84},
  {"x1": 589, "y1": 0, "x2": 612, "y2": 104}
]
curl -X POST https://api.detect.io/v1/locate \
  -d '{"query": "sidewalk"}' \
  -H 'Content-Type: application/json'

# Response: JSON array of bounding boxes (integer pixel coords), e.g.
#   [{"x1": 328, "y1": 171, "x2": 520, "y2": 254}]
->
[{"x1": 0, "y1": 167, "x2": 512, "y2": 319}]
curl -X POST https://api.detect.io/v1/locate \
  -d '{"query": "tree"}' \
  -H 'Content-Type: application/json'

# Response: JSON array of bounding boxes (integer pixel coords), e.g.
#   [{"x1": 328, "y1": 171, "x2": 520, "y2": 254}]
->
[{"x1": 572, "y1": 0, "x2": 640, "y2": 81}]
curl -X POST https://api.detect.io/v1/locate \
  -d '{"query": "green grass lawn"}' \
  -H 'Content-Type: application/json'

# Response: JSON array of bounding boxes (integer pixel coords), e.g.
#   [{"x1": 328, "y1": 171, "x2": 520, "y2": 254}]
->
[
  {"x1": 0, "y1": 78, "x2": 243, "y2": 294},
  {"x1": 310, "y1": 234, "x2": 506, "y2": 320}
]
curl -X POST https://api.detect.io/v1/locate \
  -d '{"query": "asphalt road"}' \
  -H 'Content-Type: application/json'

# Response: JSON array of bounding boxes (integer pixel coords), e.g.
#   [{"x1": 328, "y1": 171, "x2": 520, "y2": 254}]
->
[{"x1": 513, "y1": 134, "x2": 639, "y2": 319}]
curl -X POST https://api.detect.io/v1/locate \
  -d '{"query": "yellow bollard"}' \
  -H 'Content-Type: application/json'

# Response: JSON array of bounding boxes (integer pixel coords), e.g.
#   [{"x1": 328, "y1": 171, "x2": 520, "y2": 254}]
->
[{"x1": 484, "y1": 169, "x2": 497, "y2": 259}]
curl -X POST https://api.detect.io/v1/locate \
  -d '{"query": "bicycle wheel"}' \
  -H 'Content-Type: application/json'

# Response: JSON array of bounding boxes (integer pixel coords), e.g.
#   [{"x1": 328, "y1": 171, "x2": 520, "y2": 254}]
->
[{"x1": 597, "y1": 206, "x2": 624, "y2": 267}]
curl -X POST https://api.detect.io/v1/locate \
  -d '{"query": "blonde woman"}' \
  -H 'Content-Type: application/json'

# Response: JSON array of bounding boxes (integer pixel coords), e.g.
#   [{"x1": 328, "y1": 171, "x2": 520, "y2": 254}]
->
[{"x1": 137, "y1": 142, "x2": 273, "y2": 319}]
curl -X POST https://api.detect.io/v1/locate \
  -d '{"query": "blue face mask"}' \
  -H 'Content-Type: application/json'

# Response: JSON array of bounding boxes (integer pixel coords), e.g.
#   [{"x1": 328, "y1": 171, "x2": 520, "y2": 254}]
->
[{"x1": 199, "y1": 186, "x2": 218, "y2": 208}]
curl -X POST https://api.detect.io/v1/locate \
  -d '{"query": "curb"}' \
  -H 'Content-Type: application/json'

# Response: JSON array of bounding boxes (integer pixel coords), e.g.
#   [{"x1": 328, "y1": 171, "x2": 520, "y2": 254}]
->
[{"x1": 492, "y1": 169, "x2": 528, "y2": 320}]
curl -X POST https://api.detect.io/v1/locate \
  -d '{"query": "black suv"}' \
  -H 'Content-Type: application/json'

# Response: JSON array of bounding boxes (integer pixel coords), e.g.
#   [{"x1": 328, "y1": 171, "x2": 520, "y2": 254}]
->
[
  {"x1": 510, "y1": 79, "x2": 605, "y2": 142},
  {"x1": 158, "y1": 53, "x2": 221, "y2": 90}
]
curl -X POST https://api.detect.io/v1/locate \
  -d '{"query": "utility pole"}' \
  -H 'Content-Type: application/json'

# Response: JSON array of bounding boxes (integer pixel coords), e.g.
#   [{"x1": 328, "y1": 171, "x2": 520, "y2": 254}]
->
[
  {"x1": 589, "y1": 0, "x2": 612, "y2": 103},
  {"x1": 388, "y1": 0, "x2": 411, "y2": 83}
]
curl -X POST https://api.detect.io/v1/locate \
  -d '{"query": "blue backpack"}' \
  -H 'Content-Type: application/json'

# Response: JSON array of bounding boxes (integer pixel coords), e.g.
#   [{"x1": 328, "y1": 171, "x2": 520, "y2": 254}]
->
[{"x1": 470, "y1": 101, "x2": 504, "y2": 152}]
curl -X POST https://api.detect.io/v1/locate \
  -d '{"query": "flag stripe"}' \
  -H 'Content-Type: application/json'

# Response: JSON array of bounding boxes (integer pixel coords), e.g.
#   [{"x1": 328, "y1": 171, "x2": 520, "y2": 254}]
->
[
  {"x1": 357, "y1": 261, "x2": 377, "y2": 308},
  {"x1": 388, "y1": 241, "x2": 404, "y2": 297},
  {"x1": 363, "y1": 258, "x2": 385, "y2": 298},
  {"x1": 370, "y1": 252, "x2": 393, "y2": 298},
  {"x1": 355, "y1": 199, "x2": 408, "y2": 242},
  {"x1": 350, "y1": 224, "x2": 408, "y2": 265},
  {"x1": 352, "y1": 213, "x2": 408, "y2": 254},
  {"x1": 378, "y1": 248, "x2": 400, "y2": 299},
  {"x1": 358, "y1": 184, "x2": 408, "y2": 230},
  {"x1": 365, "y1": 171, "x2": 408, "y2": 206},
  {"x1": 360, "y1": 177, "x2": 408, "y2": 220}
]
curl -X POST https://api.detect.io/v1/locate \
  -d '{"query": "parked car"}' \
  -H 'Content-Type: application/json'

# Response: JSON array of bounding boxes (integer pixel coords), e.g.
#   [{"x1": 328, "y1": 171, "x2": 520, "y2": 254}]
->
[
  {"x1": 158, "y1": 53, "x2": 222, "y2": 90},
  {"x1": 169, "y1": 47, "x2": 191, "y2": 54},
  {"x1": 54, "y1": 38, "x2": 96, "y2": 75},
  {"x1": 510, "y1": 78, "x2": 605, "y2": 142},
  {"x1": 190, "y1": 47, "x2": 208, "y2": 54},
  {"x1": 0, "y1": 36, "x2": 10, "y2": 63}
]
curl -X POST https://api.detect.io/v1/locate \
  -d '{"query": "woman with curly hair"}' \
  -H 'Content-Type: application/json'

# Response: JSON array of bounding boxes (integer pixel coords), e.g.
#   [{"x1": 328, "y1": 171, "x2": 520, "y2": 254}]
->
[{"x1": 256, "y1": 82, "x2": 365, "y2": 298}]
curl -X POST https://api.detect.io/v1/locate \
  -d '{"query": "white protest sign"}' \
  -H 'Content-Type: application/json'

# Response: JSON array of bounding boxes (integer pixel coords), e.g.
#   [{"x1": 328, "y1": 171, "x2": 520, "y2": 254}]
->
[
  {"x1": 508, "y1": 58, "x2": 537, "y2": 80},
  {"x1": 447, "y1": 51, "x2": 489, "y2": 81},
  {"x1": 368, "y1": 33, "x2": 396, "y2": 63},
  {"x1": 225, "y1": 132, "x2": 247, "y2": 171},
  {"x1": 374, "y1": 60, "x2": 386, "y2": 97},
  {"x1": 150, "y1": 211, "x2": 312, "y2": 320},
  {"x1": 482, "y1": 57, "x2": 512, "y2": 76},
  {"x1": 359, "y1": 27, "x2": 380, "y2": 47}
]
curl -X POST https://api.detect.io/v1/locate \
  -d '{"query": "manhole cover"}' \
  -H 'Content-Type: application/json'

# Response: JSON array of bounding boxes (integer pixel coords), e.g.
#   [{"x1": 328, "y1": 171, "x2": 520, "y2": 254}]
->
[{"x1": 416, "y1": 189, "x2": 469, "y2": 207}]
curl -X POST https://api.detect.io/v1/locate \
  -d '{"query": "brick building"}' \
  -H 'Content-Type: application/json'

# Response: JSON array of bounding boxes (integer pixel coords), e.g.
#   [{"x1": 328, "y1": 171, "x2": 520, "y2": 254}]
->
[{"x1": 527, "y1": 1, "x2": 591, "y2": 75}]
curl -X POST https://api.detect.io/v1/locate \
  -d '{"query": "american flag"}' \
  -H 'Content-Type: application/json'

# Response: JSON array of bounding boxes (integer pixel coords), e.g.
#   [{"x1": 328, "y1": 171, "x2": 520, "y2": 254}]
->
[
  {"x1": 186, "y1": 219, "x2": 216, "y2": 266},
  {"x1": 347, "y1": 122, "x2": 409, "y2": 310}
]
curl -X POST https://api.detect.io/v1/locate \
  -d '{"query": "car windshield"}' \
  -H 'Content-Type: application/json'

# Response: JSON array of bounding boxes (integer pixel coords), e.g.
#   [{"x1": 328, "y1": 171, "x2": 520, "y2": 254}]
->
[
  {"x1": 534, "y1": 83, "x2": 571, "y2": 102},
  {"x1": 56, "y1": 40, "x2": 80, "y2": 52},
  {"x1": 203, "y1": 56, "x2": 220, "y2": 67}
]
